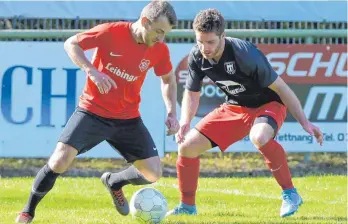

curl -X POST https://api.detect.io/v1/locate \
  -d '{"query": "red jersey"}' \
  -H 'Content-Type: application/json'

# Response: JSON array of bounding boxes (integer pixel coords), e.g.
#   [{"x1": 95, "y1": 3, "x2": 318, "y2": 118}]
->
[{"x1": 76, "y1": 22, "x2": 172, "y2": 119}]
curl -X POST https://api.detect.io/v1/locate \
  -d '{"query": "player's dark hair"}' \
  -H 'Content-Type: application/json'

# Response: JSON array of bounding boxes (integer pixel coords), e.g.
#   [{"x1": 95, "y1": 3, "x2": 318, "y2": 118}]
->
[
  {"x1": 193, "y1": 8, "x2": 225, "y2": 36},
  {"x1": 141, "y1": 0, "x2": 177, "y2": 26}
]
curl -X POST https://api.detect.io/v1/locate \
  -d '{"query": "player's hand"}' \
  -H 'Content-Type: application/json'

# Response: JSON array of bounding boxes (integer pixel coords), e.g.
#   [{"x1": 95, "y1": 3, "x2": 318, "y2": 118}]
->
[
  {"x1": 165, "y1": 113, "x2": 179, "y2": 136},
  {"x1": 175, "y1": 122, "x2": 190, "y2": 144},
  {"x1": 86, "y1": 67, "x2": 117, "y2": 94},
  {"x1": 302, "y1": 121, "x2": 323, "y2": 146}
]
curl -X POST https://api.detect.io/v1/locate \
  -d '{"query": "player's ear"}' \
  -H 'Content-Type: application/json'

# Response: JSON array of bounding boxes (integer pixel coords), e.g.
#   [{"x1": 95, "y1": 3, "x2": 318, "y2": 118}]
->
[
  {"x1": 220, "y1": 32, "x2": 226, "y2": 39},
  {"x1": 141, "y1": 16, "x2": 151, "y2": 28}
]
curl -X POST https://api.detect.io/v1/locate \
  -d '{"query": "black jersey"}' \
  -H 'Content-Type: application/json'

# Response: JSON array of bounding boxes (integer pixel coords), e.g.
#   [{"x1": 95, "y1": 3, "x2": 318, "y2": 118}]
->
[{"x1": 185, "y1": 37, "x2": 283, "y2": 108}]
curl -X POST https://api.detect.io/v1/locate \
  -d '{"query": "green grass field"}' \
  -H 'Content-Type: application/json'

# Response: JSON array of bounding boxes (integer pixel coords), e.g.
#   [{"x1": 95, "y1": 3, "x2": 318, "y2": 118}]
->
[{"x1": 1, "y1": 176, "x2": 346, "y2": 224}]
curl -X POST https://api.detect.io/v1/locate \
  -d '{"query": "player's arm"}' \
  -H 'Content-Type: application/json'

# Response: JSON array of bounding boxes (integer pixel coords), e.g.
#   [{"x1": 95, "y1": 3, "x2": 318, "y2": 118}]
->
[
  {"x1": 176, "y1": 52, "x2": 204, "y2": 143},
  {"x1": 64, "y1": 35, "x2": 94, "y2": 72},
  {"x1": 181, "y1": 52, "x2": 204, "y2": 124},
  {"x1": 269, "y1": 77, "x2": 307, "y2": 126},
  {"x1": 268, "y1": 77, "x2": 323, "y2": 145},
  {"x1": 64, "y1": 23, "x2": 110, "y2": 71},
  {"x1": 155, "y1": 46, "x2": 179, "y2": 135},
  {"x1": 64, "y1": 23, "x2": 116, "y2": 94},
  {"x1": 176, "y1": 89, "x2": 201, "y2": 144},
  {"x1": 161, "y1": 71, "x2": 179, "y2": 136},
  {"x1": 180, "y1": 89, "x2": 201, "y2": 125},
  {"x1": 161, "y1": 70, "x2": 177, "y2": 117}
]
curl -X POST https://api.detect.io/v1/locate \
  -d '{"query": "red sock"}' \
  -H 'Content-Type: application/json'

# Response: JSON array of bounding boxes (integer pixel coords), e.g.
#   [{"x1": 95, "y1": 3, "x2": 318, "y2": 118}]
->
[
  {"x1": 259, "y1": 140, "x2": 294, "y2": 190},
  {"x1": 176, "y1": 156, "x2": 200, "y2": 206}
]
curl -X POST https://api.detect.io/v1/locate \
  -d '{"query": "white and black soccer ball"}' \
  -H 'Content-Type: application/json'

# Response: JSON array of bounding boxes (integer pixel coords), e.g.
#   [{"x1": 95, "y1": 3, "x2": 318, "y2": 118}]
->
[{"x1": 129, "y1": 187, "x2": 168, "y2": 224}]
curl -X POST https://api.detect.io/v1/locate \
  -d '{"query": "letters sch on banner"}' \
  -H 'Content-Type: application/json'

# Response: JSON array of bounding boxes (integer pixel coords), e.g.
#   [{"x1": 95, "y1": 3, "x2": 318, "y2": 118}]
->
[{"x1": 175, "y1": 44, "x2": 347, "y2": 122}]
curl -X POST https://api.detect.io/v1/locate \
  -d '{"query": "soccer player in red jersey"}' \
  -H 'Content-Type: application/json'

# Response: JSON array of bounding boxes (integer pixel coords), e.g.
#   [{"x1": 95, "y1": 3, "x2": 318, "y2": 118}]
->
[
  {"x1": 16, "y1": 1, "x2": 178, "y2": 223},
  {"x1": 167, "y1": 9, "x2": 323, "y2": 218}
]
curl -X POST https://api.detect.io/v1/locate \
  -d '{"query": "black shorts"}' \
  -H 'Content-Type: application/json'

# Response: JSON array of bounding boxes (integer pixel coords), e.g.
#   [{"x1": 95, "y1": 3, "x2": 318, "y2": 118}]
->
[{"x1": 58, "y1": 107, "x2": 158, "y2": 163}]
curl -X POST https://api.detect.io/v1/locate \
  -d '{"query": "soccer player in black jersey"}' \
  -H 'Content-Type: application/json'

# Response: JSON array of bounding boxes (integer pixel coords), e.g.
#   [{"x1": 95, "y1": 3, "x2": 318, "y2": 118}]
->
[{"x1": 167, "y1": 8, "x2": 323, "y2": 218}]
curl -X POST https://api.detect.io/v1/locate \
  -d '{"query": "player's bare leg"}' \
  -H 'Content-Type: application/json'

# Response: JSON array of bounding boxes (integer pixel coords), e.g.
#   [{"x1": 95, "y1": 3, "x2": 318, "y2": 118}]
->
[
  {"x1": 167, "y1": 129, "x2": 212, "y2": 216},
  {"x1": 134, "y1": 156, "x2": 162, "y2": 183},
  {"x1": 16, "y1": 143, "x2": 77, "y2": 223},
  {"x1": 250, "y1": 121, "x2": 303, "y2": 217},
  {"x1": 101, "y1": 156, "x2": 161, "y2": 216}
]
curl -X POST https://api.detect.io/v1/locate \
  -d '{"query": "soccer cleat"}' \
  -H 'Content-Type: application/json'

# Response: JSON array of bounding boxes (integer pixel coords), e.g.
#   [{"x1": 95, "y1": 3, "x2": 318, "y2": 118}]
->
[
  {"x1": 166, "y1": 202, "x2": 197, "y2": 216},
  {"x1": 15, "y1": 212, "x2": 33, "y2": 223},
  {"x1": 280, "y1": 188, "x2": 303, "y2": 217},
  {"x1": 101, "y1": 172, "x2": 129, "y2": 216}
]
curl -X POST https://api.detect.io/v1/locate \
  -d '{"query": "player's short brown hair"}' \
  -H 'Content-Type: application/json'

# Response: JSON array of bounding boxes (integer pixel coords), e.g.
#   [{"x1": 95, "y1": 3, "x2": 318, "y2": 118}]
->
[
  {"x1": 141, "y1": 0, "x2": 177, "y2": 26},
  {"x1": 193, "y1": 9, "x2": 225, "y2": 36}
]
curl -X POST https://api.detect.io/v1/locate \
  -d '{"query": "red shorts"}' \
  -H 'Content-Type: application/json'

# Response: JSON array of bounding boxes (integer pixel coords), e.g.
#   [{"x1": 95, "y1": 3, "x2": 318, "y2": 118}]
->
[{"x1": 195, "y1": 101, "x2": 287, "y2": 151}]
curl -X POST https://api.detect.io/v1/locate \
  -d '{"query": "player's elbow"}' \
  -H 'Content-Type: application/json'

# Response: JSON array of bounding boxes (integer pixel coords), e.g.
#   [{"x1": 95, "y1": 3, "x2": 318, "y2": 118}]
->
[
  {"x1": 63, "y1": 38, "x2": 71, "y2": 53},
  {"x1": 63, "y1": 35, "x2": 77, "y2": 53},
  {"x1": 161, "y1": 71, "x2": 175, "y2": 85}
]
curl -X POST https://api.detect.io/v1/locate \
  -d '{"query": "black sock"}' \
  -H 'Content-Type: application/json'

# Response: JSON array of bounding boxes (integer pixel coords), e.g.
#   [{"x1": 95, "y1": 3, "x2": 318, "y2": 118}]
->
[
  {"x1": 108, "y1": 166, "x2": 152, "y2": 190},
  {"x1": 23, "y1": 164, "x2": 60, "y2": 217}
]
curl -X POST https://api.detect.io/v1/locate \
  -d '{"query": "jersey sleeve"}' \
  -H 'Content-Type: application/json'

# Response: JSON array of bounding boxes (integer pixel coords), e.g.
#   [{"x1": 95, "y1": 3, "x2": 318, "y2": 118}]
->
[
  {"x1": 154, "y1": 44, "x2": 173, "y2": 76},
  {"x1": 185, "y1": 51, "x2": 205, "y2": 92},
  {"x1": 234, "y1": 39, "x2": 278, "y2": 88},
  {"x1": 76, "y1": 23, "x2": 112, "y2": 50}
]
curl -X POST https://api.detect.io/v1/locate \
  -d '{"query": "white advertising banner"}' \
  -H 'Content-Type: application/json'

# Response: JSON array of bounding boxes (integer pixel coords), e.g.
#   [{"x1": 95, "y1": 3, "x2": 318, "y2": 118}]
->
[{"x1": 0, "y1": 42, "x2": 346, "y2": 157}]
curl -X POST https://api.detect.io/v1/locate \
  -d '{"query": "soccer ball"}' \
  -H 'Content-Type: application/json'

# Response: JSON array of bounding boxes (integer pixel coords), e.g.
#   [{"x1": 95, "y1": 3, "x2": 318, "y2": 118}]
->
[{"x1": 129, "y1": 187, "x2": 168, "y2": 224}]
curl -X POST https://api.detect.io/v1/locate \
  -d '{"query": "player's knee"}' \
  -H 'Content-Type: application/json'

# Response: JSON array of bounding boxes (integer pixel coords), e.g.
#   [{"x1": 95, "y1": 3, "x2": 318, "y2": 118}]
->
[
  {"x1": 141, "y1": 166, "x2": 162, "y2": 183},
  {"x1": 48, "y1": 158, "x2": 69, "y2": 174},
  {"x1": 178, "y1": 143, "x2": 187, "y2": 156},
  {"x1": 250, "y1": 123, "x2": 275, "y2": 149},
  {"x1": 149, "y1": 169, "x2": 162, "y2": 182},
  {"x1": 48, "y1": 143, "x2": 77, "y2": 173},
  {"x1": 250, "y1": 132, "x2": 272, "y2": 149},
  {"x1": 136, "y1": 157, "x2": 162, "y2": 182},
  {"x1": 178, "y1": 142, "x2": 199, "y2": 158}
]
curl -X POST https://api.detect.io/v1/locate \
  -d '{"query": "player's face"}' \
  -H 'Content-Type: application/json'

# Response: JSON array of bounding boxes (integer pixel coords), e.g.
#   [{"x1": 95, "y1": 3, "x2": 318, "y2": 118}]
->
[
  {"x1": 142, "y1": 16, "x2": 172, "y2": 47},
  {"x1": 195, "y1": 31, "x2": 224, "y2": 59}
]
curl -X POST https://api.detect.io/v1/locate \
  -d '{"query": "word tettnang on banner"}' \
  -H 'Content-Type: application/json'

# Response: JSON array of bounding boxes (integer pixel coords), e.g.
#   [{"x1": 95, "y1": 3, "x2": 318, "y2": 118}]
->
[{"x1": 168, "y1": 44, "x2": 347, "y2": 153}]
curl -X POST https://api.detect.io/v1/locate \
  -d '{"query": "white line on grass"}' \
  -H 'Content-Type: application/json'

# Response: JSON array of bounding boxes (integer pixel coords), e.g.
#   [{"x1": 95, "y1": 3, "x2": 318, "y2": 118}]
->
[
  {"x1": 154, "y1": 182, "x2": 345, "y2": 205},
  {"x1": 154, "y1": 182, "x2": 280, "y2": 199}
]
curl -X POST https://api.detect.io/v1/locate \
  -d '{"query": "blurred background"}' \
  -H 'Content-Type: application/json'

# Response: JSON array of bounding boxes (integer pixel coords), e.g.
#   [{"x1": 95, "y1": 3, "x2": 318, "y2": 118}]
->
[{"x1": 0, "y1": 1, "x2": 347, "y2": 178}]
